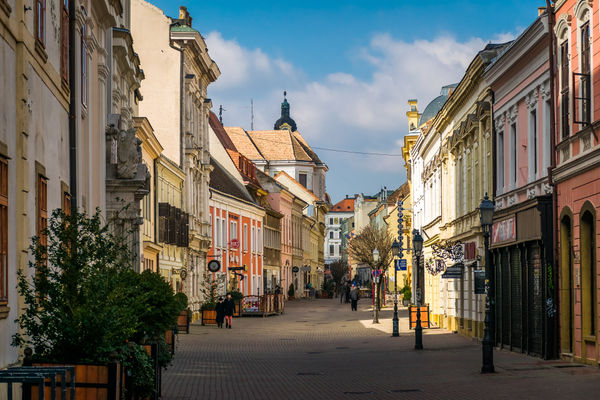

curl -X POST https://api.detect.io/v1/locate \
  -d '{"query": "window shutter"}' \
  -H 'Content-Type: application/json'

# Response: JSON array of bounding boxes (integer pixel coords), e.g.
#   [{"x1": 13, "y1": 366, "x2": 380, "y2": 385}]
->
[
  {"x1": 168, "y1": 205, "x2": 177, "y2": 245},
  {"x1": 158, "y1": 203, "x2": 169, "y2": 243}
]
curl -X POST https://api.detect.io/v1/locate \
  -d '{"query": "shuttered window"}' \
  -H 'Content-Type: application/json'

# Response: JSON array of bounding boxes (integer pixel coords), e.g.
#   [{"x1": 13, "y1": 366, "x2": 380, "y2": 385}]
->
[
  {"x1": 80, "y1": 8, "x2": 88, "y2": 107},
  {"x1": 37, "y1": 175, "x2": 48, "y2": 266},
  {"x1": 0, "y1": 157, "x2": 7, "y2": 304},
  {"x1": 158, "y1": 203, "x2": 169, "y2": 243},
  {"x1": 560, "y1": 40, "x2": 570, "y2": 138},
  {"x1": 60, "y1": 0, "x2": 69, "y2": 82}
]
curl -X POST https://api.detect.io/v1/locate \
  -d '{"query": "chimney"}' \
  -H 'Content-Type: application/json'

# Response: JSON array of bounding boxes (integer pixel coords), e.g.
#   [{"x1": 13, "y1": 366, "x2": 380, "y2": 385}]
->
[
  {"x1": 179, "y1": 6, "x2": 192, "y2": 26},
  {"x1": 538, "y1": 7, "x2": 546, "y2": 17}
]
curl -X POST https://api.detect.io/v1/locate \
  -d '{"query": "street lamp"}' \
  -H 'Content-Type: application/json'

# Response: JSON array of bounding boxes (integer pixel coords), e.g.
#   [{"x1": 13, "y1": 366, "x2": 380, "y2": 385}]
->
[
  {"x1": 412, "y1": 230, "x2": 423, "y2": 350},
  {"x1": 479, "y1": 193, "x2": 495, "y2": 374},
  {"x1": 391, "y1": 240, "x2": 401, "y2": 337},
  {"x1": 372, "y1": 248, "x2": 380, "y2": 324}
]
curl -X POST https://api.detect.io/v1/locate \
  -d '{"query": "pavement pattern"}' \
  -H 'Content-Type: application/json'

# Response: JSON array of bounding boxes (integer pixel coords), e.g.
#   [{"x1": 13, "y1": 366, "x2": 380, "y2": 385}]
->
[{"x1": 162, "y1": 298, "x2": 600, "y2": 400}]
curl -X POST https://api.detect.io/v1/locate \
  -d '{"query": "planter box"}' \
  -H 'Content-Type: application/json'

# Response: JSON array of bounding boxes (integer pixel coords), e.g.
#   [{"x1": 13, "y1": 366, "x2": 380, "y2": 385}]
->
[
  {"x1": 27, "y1": 362, "x2": 122, "y2": 400},
  {"x1": 177, "y1": 309, "x2": 190, "y2": 334},
  {"x1": 201, "y1": 309, "x2": 217, "y2": 325},
  {"x1": 233, "y1": 299, "x2": 242, "y2": 317}
]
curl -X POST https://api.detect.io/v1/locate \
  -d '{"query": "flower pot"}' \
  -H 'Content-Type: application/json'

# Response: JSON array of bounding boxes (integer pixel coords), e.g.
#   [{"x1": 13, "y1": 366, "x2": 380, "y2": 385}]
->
[
  {"x1": 233, "y1": 299, "x2": 242, "y2": 317},
  {"x1": 201, "y1": 309, "x2": 217, "y2": 325},
  {"x1": 29, "y1": 362, "x2": 122, "y2": 400}
]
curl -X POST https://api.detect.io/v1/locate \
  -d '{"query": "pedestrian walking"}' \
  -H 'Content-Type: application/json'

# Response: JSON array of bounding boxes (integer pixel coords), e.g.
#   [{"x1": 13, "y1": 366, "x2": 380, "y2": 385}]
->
[
  {"x1": 223, "y1": 293, "x2": 235, "y2": 329},
  {"x1": 345, "y1": 282, "x2": 351, "y2": 303},
  {"x1": 215, "y1": 297, "x2": 225, "y2": 328},
  {"x1": 350, "y1": 284, "x2": 360, "y2": 311}
]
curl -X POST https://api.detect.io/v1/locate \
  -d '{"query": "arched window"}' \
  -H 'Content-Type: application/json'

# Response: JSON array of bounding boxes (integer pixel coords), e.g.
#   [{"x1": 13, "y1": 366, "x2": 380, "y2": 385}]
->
[
  {"x1": 559, "y1": 211, "x2": 573, "y2": 353},
  {"x1": 555, "y1": 14, "x2": 572, "y2": 139},
  {"x1": 579, "y1": 204, "x2": 596, "y2": 337}
]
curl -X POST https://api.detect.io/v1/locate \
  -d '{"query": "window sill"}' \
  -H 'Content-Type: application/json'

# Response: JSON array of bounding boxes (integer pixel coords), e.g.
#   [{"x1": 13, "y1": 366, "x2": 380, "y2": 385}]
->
[
  {"x1": 0, "y1": 0, "x2": 11, "y2": 17},
  {"x1": 583, "y1": 335, "x2": 596, "y2": 343},
  {"x1": 0, "y1": 304, "x2": 9, "y2": 320},
  {"x1": 34, "y1": 39, "x2": 48, "y2": 64}
]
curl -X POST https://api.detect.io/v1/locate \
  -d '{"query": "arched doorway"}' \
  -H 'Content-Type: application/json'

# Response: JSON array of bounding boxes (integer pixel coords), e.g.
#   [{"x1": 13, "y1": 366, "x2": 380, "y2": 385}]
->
[
  {"x1": 580, "y1": 206, "x2": 596, "y2": 361},
  {"x1": 559, "y1": 214, "x2": 573, "y2": 354}
]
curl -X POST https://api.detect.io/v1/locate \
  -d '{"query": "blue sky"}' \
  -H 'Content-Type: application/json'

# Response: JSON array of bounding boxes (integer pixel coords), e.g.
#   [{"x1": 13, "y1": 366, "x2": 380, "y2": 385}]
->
[{"x1": 148, "y1": 0, "x2": 546, "y2": 202}]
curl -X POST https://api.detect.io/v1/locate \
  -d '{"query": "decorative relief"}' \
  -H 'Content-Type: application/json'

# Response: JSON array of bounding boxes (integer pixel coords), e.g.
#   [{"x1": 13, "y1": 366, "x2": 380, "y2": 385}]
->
[
  {"x1": 494, "y1": 114, "x2": 506, "y2": 131},
  {"x1": 527, "y1": 187, "x2": 537, "y2": 199},
  {"x1": 507, "y1": 105, "x2": 518, "y2": 124},
  {"x1": 582, "y1": 133, "x2": 592, "y2": 151},
  {"x1": 561, "y1": 145, "x2": 570, "y2": 162},
  {"x1": 542, "y1": 182, "x2": 553, "y2": 194},
  {"x1": 540, "y1": 81, "x2": 551, "y2": 101},
  {"x1": 507, "y1": 194, "x2": 517, "y2": 206},
  {"x1": 525, "y1": 87, "x2": 539, "y2": 111}
]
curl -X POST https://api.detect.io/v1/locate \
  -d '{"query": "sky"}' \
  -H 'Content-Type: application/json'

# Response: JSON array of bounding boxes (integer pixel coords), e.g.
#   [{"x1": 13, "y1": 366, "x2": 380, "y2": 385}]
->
[{"x1": 148, "y1": 0, "x2": 546, "y2": 203}]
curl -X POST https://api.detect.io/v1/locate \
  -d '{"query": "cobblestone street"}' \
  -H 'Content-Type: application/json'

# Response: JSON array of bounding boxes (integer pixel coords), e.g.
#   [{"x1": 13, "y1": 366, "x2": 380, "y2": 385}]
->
[{"x1": 162, "y1": 299, "x2": 600, "y2": 399}]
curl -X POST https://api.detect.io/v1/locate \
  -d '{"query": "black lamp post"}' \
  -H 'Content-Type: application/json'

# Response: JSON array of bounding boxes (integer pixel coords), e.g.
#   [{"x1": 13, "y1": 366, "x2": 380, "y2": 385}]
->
[
  {"x1": 479, "y1": 193, "x2": 495, "y2": 373},
  {"x1": 391, "y1": 240, "x2": 401, "y2": 337},
  {"x1": 412, "y1": 230, "x2": 423, "y2": 350},
  {"x1": 372, "y1": 248, "x2": 380, "y2": 324}
]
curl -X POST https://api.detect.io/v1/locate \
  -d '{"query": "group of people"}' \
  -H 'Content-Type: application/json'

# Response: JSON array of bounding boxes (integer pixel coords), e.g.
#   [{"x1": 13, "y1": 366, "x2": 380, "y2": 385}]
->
[
  {"x1": 340, "y1": 281, "x2": 360, "y2": 311},
  {"x1": 215, "y1": 293, "x2": 236, "y2": 329}
]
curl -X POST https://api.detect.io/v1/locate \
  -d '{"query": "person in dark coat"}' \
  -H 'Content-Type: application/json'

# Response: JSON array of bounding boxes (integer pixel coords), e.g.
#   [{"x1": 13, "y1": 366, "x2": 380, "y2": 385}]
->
[
  {"x1": 223, "y1": 293, "x2": 235, "y2": 329},
  {"x1": 350, "y1": 284, "x2": 360, "y2": 311},
  {"x1": 345, "y1": 282, "x2": 351, "y2": 303},
  {"x1": 215, "y1": 297, "x2": 225, "y2": 328}
]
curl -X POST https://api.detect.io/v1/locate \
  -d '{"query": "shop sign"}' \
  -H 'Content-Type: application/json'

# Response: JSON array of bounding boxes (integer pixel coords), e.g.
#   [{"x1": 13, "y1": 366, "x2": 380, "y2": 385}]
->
[
  {"x1": 492, "y1": 217, "x2": 516, "y2": 245},
  {"x1": 292, "y1": 266, "x2": 299, "y2": 273},
  {"x1": 442, "y1": 263, "x2": 463, "y2": 279},
  {"x1": 243, "y1": 296, "x2": 260, "y2": 313},
  {"x1": 464, "y1": 242, "x2": 477, "y2": 260},
  {"x1": 474, "y1": 270, "x2": 485, "y2": 294},
  {"x1": 207, "y1": 260, "x2": 221, "y2": 272},
  {"x1": 230, "y1": 239, "x2": 240, "y2": 249}
]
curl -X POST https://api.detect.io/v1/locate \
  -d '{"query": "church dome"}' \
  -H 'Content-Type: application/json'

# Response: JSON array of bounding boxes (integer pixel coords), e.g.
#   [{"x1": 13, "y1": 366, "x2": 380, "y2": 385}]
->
[
  {"x1": 418, "y1": 83, "x2": 458, "y2": 127},
  {"x1": 274, "y1": 92, "x2": 297, "y2": 131}
]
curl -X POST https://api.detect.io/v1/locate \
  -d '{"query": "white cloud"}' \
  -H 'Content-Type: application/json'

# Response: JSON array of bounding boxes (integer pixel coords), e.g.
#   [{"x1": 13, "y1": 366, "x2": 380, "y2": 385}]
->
[{"x1": 204, "y1": 31, "x2": 517, "y2": 199}]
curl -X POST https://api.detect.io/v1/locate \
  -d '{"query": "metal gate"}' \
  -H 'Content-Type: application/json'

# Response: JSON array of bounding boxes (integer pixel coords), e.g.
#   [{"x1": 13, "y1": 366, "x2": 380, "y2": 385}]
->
[
  {"x1": 510, "y1": 247, "x2": 522, "y2": 350},
  {"x1": 527, "y1": 244, "x2": 543, "y2": 356}
]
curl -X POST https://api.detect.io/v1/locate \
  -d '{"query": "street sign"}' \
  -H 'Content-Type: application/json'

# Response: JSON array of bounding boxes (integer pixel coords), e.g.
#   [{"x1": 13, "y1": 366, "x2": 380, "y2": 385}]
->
[
  {"x1": 441, "y1": 263, "x2": 464, "y2": 279},
  {"x1": 395, "y1": 259, "x2": 407, "y2": 271}
]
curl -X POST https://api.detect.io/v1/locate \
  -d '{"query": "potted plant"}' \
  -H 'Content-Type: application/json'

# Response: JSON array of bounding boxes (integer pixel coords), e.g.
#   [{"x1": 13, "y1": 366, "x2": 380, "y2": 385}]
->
[
  {"x1": 12, "y1": 210, "x2": 184, "y2": 399},
  {"x1": 229, "y1": 290, "x2": 244, "y2": 317},
  {"x1": 174, "y1": 292, "x2": 190, "y2": 334},
  {"x1": 402, "y1": 285, "x2": 412, "y2": 306},
  {"x1": 288, "y1": 283, "x2": 295, "y2": 300},
  {"x1": 200, "y1": 271, "x2": 219, "y2": 325}
]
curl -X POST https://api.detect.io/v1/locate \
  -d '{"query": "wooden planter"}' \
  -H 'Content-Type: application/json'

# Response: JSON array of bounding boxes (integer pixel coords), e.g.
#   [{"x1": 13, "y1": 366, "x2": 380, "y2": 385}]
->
[
  {"x1": 177, "y1": 309, "x2": 190, "y2": 334},
  {"x1": 201, "y1": 309, "x2": 217, "y2": 325},
  {"x1": 233, "y1": 299, "x2": 242, "y2": 317},
  {"x1": 28, "y1": 362, "x2": 122, "y2": 400}
]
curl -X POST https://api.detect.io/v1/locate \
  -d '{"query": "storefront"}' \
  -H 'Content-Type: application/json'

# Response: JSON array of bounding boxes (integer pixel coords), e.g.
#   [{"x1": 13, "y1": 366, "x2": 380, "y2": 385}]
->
[{"x1": 490, "y1": 196, "x2": 556, "y2": 359}]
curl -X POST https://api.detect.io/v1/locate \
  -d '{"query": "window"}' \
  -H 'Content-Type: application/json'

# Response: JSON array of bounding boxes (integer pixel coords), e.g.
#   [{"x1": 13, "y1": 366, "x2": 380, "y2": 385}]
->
[
  {"x1": 330, "y1": 231, "x2": 334, "y2": 239},
  {"x1": 510, "y1": 123, "x2": 517, "y2": 185},
  {"x1": 243, "y1": 224, "x2": 248, "y2": 252},
  {"x1": 221, "y1": 219, "x2": 226, "y2": 249},
  {"x1": 579, "y1": 22, "x2": 591, "y2": 125},
  {"x1": 35, "y1": 0, "x2": 45, "y2": 45},
  {"x1": 230, "y1": 221, "x2": 237, "y2": 240},
  {"x1": 329, "y1": 218, "x2": 333, "y2": 225},
  {"x1": 0, "y1": 157, "x2": 7, "y2": 304},
  {"x1": 257, "y1": 228, "x2": 262, "y2": 253},
  {"x1": 497, "y1": 130, "x2": 504, "y2": 191},
  {"x1": 251, "y1": 226, "x2": 256, "y2": 252},
  {"x1": 530, "y1": 109, "x2": 537, "y2": 179},
  {"x1": 60, "y1": 0, "x2": 69, "y2": 82},
  {"x1": 329, "y1": 245, "x2": 334, "y2": 256},
  {"x1": 560, "y1": 40, "x2": 570, "y2": 138},
  {"x1": 216, "y1": 218, "x2": 221, "y2": 248},
  {"x1": 37, "y1": 175, "x2": 48, "y2": 258},
  {"x1": 298, "y1": 173, "x2": 307, "y2": 188},
  {"x1": 81, "y1": 7, "x2": 88, "y2": 107},
  {"x1": 62, "y1": 191, "x2": 71, "y2": 216}
]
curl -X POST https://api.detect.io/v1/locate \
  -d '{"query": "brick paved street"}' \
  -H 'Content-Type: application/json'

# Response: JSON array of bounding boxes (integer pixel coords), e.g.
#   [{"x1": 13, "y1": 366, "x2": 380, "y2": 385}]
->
[{"x1": 163, "y1": 299, "x2": 600, "y2": 400}]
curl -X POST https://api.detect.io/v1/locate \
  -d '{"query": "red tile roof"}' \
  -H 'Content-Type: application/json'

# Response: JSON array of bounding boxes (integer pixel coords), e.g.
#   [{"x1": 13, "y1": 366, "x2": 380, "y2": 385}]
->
[{"x1": 330, "y1": 197, "x2": 355, "y2": 212}]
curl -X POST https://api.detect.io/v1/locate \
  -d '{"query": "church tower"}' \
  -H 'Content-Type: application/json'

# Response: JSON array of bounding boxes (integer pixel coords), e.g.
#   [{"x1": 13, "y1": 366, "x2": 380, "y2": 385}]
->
[{"x1": 274, "y1": 91, "x2": 297, "y2": 131}]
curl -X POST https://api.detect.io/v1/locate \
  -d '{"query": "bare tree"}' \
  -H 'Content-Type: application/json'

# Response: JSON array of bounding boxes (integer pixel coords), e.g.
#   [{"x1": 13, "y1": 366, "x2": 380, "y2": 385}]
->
[
  {"x1": 328, "y1": 259, "x2": 349, "y2": 296},
  {"x1": 348, "y1": 225, "x2": 394, "y2": 323}
]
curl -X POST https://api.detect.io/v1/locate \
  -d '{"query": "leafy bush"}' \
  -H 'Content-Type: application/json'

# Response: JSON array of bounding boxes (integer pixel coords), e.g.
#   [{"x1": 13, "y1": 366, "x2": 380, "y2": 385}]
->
[
  {"x1": 229, "y1": 290, "x2": 244, "y2": 301},
  {"x1": 12, "y1": 209, "x2": 184, "y2": 397}
]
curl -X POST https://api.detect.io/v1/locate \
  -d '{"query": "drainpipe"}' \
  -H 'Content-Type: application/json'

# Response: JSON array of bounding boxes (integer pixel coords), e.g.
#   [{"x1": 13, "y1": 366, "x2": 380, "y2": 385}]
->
[
  {"x1": 68, "y1": 0, "x2": 77, "y2": 209},
  {"x1": 545, "y1": 0, "x2": 559, "y2": 360}
]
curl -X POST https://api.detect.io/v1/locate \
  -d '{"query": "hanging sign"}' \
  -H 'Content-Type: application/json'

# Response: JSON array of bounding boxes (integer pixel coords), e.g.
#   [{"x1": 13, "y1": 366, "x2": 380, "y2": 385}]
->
[
  {"x1": 492, "y1": 217, "x2": 516, "y2": 245},
  {"x1": 474, "y1": 270, "x2": 486, "y2": 294},
  {"x1": 396, "y1": 259, "x2": 407, "y2": 271},
  {"x1": 292, "y1": 266, "x2": 299, "y2": 273},
  {"x1": 208, "y1": 260, "x2": 221, "y2": 272},
  {"x1": 230, "y1": 239, "x2": 240, "y2": 249},
  {"x1": 441, "y1": 263, "x2": 463, "y2": 279}
]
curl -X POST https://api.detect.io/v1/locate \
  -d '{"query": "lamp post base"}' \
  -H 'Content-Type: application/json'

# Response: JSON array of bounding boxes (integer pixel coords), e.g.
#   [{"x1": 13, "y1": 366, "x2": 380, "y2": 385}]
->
[
  {"x1": 392, "y1": 298, "x2": 399, "y2": 337},
  {"x1": 414, "y1": 305, "x2": 423, "y2": 350}
]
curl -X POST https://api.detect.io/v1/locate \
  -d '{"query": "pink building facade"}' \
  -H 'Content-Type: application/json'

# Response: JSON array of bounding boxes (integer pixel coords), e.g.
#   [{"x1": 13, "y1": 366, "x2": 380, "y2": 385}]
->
[
  {"x1": 485, "y1": 12, "x2": 556, "y2": 358},
  {"x1": 265, "y1": 188, "x2": 294, "y2": 299},
  {"x1": 553, "y1": 0, "x2": 600, "y2": 365}
]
